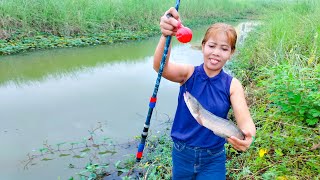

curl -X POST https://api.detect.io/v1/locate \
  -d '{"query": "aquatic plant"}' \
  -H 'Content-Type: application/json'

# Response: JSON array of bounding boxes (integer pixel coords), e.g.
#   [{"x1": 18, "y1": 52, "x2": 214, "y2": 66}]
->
[{"x1": 23, "y1": 122, "x2": 125, "y2": 180}]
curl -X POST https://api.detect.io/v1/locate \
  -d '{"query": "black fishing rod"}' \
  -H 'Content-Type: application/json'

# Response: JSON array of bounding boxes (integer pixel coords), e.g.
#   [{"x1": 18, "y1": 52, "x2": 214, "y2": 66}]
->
[{"x1": 136, "y1": 0, "x2": 181, "y2": 162}]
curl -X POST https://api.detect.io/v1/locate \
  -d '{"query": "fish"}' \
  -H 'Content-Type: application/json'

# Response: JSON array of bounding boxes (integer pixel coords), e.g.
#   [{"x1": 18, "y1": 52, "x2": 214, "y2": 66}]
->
[{"x1": 183, "y1": 91, "x2": 245, "y2": 140}]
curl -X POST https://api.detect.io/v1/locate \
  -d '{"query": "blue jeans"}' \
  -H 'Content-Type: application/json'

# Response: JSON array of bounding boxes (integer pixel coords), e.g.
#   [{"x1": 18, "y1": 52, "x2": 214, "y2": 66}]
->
[{"x1": 172, "y1": 140, "x2": 226, "y2": 180}]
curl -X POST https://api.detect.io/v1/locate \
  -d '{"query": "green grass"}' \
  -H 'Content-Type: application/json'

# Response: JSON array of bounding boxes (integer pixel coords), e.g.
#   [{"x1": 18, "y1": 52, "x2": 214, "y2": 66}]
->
[
  {"x1": 226, "y1": 0, "x2": 320, "y2": 179},
  {"x1": 0, "y1": 0, "x2": 260, "y2": 34},
  {"x1": 0, "y1": 0, "x2": 272, "y2": 55}
]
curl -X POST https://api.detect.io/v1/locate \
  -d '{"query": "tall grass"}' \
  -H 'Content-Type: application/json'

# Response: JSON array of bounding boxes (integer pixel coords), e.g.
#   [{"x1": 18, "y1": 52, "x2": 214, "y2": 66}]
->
[
  {"x1": 0, "y1": 0, "x2": 265, "y2": 37},
  {"x1": 227, "y1": 0, "x2": 320, "y2": 179},
  {"x1": 1, "y1": 0, "x2": 278, "y2": 55}
]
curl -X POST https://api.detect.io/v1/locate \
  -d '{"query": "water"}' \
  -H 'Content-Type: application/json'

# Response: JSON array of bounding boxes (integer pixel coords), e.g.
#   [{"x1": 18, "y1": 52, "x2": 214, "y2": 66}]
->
[
  {"x1": 0, "y1": 27, "x2": 208, "y2": 179},
  {"x1": 0, "y1": 22, "x2": 256, "y2": 180}
]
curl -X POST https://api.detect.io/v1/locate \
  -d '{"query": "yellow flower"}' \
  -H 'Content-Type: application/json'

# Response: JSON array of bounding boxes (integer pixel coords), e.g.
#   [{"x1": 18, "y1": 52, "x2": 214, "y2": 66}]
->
[
  {"x1": 259, "y1": 148, "x2": 268, "y2": 157},
  {"x1": 276, "y1": 176, "x2": 288, "y2": 180}
]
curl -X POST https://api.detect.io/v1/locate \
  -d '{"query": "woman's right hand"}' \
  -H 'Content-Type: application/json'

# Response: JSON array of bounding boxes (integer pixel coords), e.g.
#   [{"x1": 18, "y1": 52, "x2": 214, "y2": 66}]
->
[{"x1": 160, "y1": 7, "x2": 181, "y2": 37}]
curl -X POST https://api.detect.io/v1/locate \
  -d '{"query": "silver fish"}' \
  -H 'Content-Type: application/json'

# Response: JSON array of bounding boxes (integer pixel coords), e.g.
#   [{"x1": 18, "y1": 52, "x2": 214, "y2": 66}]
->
[{"x1": 183, "y1": 91, "x2": 245, "y2": 140}]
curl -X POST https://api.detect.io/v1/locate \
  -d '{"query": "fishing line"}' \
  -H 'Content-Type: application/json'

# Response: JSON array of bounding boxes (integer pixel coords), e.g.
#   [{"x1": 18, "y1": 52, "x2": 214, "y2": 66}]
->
[{"x1": 136, "y1": 0, "x2": 181, "y2": 162}]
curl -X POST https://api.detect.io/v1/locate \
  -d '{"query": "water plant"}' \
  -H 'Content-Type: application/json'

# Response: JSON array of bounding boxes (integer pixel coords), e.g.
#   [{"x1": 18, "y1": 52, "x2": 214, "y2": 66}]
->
[{"x1": 22, "y1": 123, "x2": 123, "y2": 180}]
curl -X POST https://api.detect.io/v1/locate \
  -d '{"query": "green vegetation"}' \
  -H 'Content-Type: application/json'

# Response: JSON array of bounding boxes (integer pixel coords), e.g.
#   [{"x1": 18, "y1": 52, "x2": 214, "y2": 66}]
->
[
  {"x1": 1, "y1": 0, "x2": 265, "y2": 55},
  {"x1": 226, "y1": 1, "x2": 320, "y2": 179}
]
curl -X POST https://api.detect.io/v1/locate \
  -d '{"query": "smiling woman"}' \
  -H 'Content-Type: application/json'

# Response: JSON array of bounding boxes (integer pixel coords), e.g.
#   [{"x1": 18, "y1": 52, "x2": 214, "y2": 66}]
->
[
  {"x1": 153, "y1": 7, "x2": 256, "y2": 179},
  {"x1": 201, "y1": 23, "x2": 236, "y2": 77}
]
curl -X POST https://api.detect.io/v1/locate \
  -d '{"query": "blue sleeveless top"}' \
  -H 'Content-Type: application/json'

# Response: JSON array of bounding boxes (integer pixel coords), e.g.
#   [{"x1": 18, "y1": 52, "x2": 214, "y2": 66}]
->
[{"x1": 171, "y1": 63, "x2": 233, "y2": 148}]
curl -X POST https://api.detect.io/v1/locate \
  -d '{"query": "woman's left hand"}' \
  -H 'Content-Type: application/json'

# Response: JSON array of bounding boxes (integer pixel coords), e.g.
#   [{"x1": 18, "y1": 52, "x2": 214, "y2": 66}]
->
[{"x1": 227, "y1": 130, "x2": 254, "y2": 152}]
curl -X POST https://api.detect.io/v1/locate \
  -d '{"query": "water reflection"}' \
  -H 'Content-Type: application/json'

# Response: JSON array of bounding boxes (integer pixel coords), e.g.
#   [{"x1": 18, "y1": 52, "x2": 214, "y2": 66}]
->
[{"x1": 0, "y1": 38, "x2": 159, "y2": 86}]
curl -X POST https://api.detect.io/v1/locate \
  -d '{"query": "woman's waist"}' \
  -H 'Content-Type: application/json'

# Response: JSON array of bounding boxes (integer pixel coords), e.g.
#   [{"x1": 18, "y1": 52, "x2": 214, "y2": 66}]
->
[{"x1": 172, "y1": 135, "x2": 225, "y2": 150}]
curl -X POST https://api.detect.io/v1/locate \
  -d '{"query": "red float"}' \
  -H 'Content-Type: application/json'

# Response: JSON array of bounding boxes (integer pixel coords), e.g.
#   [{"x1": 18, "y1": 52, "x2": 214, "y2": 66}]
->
[{"x1": 176, "y1": 26, "x2": 192, "y2": 43}]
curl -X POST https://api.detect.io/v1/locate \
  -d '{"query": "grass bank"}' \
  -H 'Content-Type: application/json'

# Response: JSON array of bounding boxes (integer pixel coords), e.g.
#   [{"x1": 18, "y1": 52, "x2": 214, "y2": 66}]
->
[
  {"x1": 226, "y1": 1, "x2": 320, "y2": 179},
  {"x1": 1, "y1": 0, "x2": 270, "y2": 55}
]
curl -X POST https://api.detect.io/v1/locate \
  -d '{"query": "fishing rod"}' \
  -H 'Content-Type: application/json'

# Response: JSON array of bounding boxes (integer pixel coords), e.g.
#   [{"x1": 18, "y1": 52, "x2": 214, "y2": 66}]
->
[{"x1": 136, "y1": 0, "x2": 181, "y2": 162}]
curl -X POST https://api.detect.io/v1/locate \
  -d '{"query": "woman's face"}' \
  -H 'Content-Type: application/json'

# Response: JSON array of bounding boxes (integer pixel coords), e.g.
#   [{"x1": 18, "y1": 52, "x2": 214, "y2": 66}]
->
[{"x1": 202, "y1": 31, "x2": 233, "y2": 77}]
